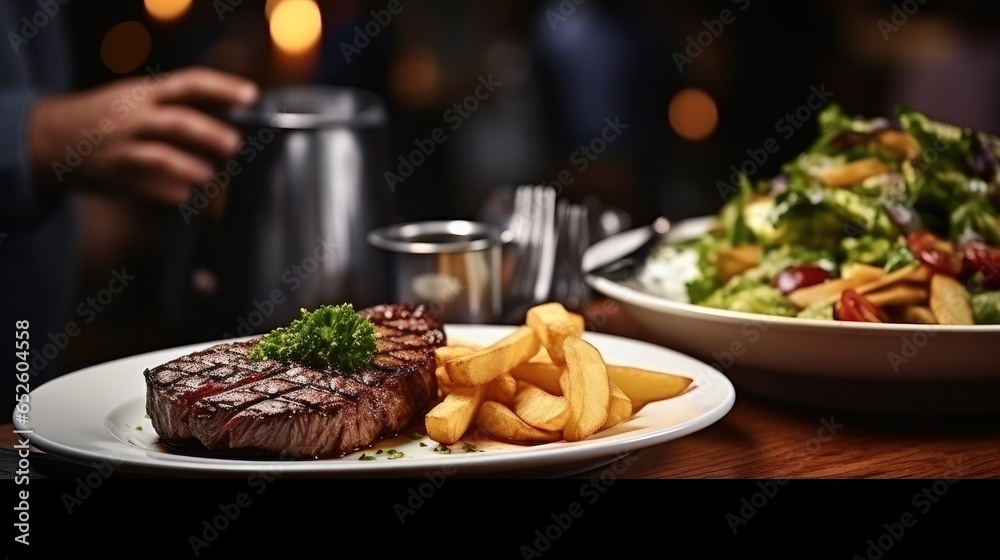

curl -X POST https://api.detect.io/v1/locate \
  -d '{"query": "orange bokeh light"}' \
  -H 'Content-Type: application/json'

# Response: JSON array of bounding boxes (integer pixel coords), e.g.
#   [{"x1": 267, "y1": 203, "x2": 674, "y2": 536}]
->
[
  {"x1": 265, "y1": 0, "x2": 288, "y2": 19},
  {"x1": 388, "y1": 44, "x2": 441, "y2": 109},
  {"x1": 101, "y1": 21, "x2": 152, "y2": 74},
  {"x1": 144, "y1": 0, "x2": 192, "y2": 22},
  {"x1": 668, "y1": 88, "x2": 719, "y2": 142},
  {"x1": 270, "y1": 0, "x2": 322, "y2": 54}
]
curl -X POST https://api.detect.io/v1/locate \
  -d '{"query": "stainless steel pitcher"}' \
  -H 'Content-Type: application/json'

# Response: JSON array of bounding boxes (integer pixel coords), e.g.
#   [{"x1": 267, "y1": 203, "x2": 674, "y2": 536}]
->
[{"x1": 161, "y1": 86, "x2": 395, "y2": 339}]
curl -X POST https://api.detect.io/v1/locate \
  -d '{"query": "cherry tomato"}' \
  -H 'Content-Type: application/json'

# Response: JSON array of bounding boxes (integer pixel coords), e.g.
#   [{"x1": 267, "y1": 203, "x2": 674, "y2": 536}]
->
[
  {"x1": 835, "y1": 289, "x2": 889, "y2": 323},
  {"x1": 959, "y1": 241, "x2": 1000, "y2": 289},
  {"x1": 906, "y1": 231, "x2": 962, "y2": 277},
  {"x1": 773, "y1": 265, "x2": 831, "y2": 295}
]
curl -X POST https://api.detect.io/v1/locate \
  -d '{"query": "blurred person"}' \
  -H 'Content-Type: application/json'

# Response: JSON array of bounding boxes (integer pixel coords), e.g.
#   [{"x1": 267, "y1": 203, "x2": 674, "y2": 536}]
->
[{"x1": 0, "y1": 1, "x2": 259, "y2": 401}]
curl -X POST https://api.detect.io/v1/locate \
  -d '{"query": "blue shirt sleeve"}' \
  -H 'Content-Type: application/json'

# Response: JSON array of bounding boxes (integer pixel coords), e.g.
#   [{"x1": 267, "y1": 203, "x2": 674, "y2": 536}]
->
[{"x1": 0, "y1": 87, "x2": 42, "y2": 224}]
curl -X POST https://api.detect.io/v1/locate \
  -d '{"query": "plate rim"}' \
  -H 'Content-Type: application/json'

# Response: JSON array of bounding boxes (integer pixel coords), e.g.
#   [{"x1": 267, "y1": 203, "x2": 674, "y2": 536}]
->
[{"x1": 12, "y1": 324, "x2": 735, "y2": 477}]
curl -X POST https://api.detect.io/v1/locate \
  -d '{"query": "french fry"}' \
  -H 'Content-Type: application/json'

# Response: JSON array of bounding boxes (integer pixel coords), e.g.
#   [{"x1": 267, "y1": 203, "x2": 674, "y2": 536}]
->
[
  {"x1": 606, "y1": 365, "x2": 693, "y2": 412},
  {"x1": 561, "y1": 336, "x2": 610, "y2": 442},
  {"x1": 487, "y1": 373, "x2": 518, "y2": 404},
  {"x1": 435, "y1": 346, "x2": 476, "y2": 364},
  {"x1": 444, "y1": 325, "x2": 540, "y2": 386},
  {"x1": 425, "y1": 385, "x2": 488, "y2": 445},
  {"x1": 435, "y1": 346, "x2": 473, "y2": 396},
  {"x1": 930, "y1": 274, "x2": 974, "y2": 325},
  {"x1": 435, "y1": 365, "x2": 458, "y2": 396},
  {"x1": 526, "y1": 302, "x2": 584, "y2": 364},
  {"x1": 601, "y1": 382, "x2": 633, "y2": 430},
  {"x1": 475, "y1": 401, "x2": 562, "y2": 444},
  {"x1": 529, "y1": 346, "x2": 553, "y2": 364},
  {"x1": 510, "y1": 361, "x2": 564, "y2": 396},
  {"x1": 427, "y1": 314, "x2": 696, "y2": 447},
  {"x1": 512, "y1": 381, "x2": 571, "y2": 431}
]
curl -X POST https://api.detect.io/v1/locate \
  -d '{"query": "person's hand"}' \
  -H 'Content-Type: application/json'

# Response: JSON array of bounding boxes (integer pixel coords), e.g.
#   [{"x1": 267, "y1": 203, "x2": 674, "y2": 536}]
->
[{"x1": 27, "y1": 66, "x2": 259, "y2": 204}]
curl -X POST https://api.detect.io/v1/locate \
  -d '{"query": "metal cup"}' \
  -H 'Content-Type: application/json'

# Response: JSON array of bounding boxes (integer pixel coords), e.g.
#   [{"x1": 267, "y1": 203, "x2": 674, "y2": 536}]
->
[
  {"x1": 161, "y1": 85, "x2": 397, "y2": 339},
  {"x1": 367, "y1": 221, "x2": 509, "y2": 324}
]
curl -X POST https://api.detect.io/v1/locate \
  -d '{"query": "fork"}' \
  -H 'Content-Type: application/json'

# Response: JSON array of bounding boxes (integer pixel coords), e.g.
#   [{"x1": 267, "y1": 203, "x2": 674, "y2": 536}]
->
[
  {"x1": 501, "y1": 184, "x2": 557, "y2": 323},
  {"x1": 551, "y1": 200, "x2": 591, "y2": 311}
]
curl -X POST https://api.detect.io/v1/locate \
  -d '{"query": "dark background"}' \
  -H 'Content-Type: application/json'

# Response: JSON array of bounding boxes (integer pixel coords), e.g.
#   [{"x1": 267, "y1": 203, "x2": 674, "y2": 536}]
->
[{"x1": 55, "y1": 0, "x2": 1000, "y2": 372}]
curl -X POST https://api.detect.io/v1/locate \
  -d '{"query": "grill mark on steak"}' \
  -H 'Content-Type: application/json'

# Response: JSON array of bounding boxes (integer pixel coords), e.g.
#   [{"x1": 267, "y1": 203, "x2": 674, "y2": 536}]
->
[{"x1": 144, "y1": 303, "x2": 445, "y2": 458}]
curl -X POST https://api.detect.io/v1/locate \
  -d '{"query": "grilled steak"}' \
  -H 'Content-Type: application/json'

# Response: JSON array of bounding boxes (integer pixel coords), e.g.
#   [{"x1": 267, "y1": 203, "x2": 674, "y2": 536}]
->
[{"x1": 143, "y1": 303, "x2": 445, "y2": 458}]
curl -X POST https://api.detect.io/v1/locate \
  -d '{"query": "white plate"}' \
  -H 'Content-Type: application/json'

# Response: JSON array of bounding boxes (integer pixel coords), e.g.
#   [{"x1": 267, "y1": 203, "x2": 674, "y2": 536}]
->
[
  {"x1": 11, "y1": 325, "x2": 734, "y2": 477},
  {"x1": 584, "y1": 218, "x2": 1000, "y2": 414}
]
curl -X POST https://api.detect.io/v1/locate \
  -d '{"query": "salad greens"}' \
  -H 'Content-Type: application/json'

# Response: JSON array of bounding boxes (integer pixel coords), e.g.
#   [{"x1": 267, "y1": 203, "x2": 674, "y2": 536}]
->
[{"x1": 639, "y1": 104, "x2": 1000, "y2": 324}]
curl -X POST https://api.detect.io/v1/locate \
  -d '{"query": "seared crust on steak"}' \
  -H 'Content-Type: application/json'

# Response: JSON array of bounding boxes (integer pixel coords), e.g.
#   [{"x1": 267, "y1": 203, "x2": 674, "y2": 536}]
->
[{"x1": 143, "y1": 303, "x2": 445, "y2": 458}]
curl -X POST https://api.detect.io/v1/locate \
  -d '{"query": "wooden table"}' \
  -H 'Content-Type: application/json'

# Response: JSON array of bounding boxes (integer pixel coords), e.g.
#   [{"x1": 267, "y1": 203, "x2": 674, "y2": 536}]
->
[{"x1": 573, "y1": 303, "x2": 1000, "y2": 479}]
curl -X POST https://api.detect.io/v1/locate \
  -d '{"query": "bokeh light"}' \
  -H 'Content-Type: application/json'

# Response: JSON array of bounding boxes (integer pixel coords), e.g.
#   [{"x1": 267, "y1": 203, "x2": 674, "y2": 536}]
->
[
  {"x1": 144, "y1": 0, "x2": 192, "y2": 22},
  {"x1": 101, "y1": 21, "x2": 152, "y2": 74},
  {"x1": 388, "y1": 44, "x2": 441, "y2": 109},
  {"x1": 269, "y1": 0, "x2": 322, "y2": 54},
  {"x1": 265, "y1": 0, "x2": 288, "y2": 19},
  {"x1": 667, "y1": 88, "x2": 719, "y2": 142}
]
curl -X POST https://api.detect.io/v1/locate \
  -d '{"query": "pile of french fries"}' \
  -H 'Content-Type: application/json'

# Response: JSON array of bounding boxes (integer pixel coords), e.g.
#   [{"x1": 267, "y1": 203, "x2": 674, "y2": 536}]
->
[
  {"x1": 787, "y1": 263, "x2": 974, "y2": 324},
  {"x1": 425, "y1": 302, "x2": 694, "y2": 446}
]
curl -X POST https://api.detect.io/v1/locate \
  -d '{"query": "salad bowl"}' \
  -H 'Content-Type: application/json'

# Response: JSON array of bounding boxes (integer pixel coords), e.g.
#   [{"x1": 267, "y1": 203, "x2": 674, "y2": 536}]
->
[
  {"x1": 583, "y1": 104, "x2": 1000, "y2": 414},
  {"x1": 583, "y1": 221, "x2": 1000, "y2": 414}
]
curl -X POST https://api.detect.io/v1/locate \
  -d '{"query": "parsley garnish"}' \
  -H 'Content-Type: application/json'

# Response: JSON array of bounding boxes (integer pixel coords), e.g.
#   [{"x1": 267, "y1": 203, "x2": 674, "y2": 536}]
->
[{"x1": 248, "y1": 304, "x2": 379, "y2": 372}]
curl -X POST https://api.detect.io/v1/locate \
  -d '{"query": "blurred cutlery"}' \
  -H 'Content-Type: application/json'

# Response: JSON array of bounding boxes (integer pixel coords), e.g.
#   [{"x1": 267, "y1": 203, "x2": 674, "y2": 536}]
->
[{"x1": 584, "y1": 215, "x2": 670, "y2": 282}]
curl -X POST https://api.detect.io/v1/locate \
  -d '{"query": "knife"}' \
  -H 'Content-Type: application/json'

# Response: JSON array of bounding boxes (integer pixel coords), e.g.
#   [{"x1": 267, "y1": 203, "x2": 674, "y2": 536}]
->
[{"x1": 584, "y1": 216, "x2": 670, "y2": 282}]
